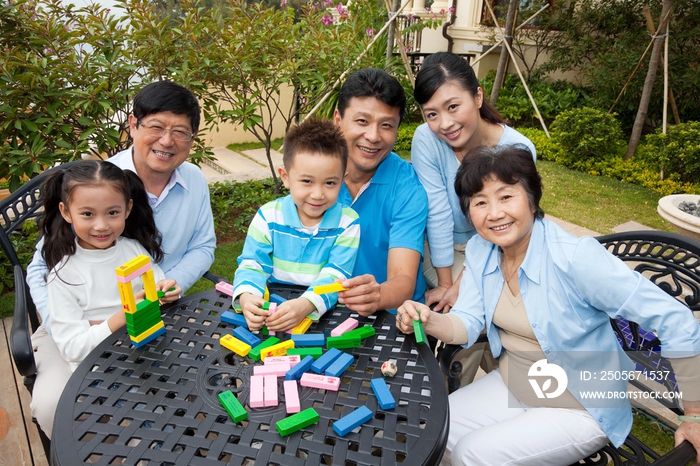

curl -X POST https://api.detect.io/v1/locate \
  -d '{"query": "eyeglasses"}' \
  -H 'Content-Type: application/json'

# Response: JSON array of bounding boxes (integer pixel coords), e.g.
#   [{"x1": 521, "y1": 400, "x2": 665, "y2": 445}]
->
[{"x1": 137, "y1": 120, "x2": 195, "y2": 142}]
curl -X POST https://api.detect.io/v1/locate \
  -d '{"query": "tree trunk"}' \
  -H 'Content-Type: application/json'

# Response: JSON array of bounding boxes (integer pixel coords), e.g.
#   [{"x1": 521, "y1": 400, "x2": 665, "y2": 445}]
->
[
  {"x1": 625, "y1": 0, "x2": 673, "y2": 159},
  {"x1": 490, "y1": 0, "x2": 518, "y2": 105},
  {"x1": 385, "y1": 0, "x2": 400, "y2": 70}
]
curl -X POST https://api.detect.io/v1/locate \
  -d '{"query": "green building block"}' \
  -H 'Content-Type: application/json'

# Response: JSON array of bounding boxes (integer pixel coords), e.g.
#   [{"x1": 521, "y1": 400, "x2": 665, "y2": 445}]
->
[
  {"x1": 276, "y1": 407, "x2": 319, "y2": 436},
  {"x1": 218, "y1": 390, "x2": 247, "y2": 422},
  {"x1": 326, "y1": 335, "x2": 361, "y2": 349},
  {"x1": 344, "y1": 325, "x2": 375, "y2": 340},
  {"x1": 287, "y1": 347, "x2": 324, "y2": 359},
  {"x1": 249, "y1": 336, "x2": 280, "y2": 361},
  {"x1": 260, "y1": 301, "x2": 270, "y2": 310},
  {"x1": 126, "y1": 315, "x2": 163, "y2": 335},
  {"x1": 136, "y1": 298, "x2": 160, "y2": 314},
  {"x1": 413, "y1": 310, "x2": 426, "y2": 345}
]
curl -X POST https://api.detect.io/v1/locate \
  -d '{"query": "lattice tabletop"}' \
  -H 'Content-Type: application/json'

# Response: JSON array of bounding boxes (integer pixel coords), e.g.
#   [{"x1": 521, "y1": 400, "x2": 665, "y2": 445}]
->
[{"x1": 52, "y1": 287, "x2": 448, "y2": 466}]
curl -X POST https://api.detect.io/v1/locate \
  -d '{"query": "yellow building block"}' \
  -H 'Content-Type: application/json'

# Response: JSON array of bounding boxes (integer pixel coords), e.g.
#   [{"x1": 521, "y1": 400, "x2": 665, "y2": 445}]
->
[
  {"x1": 131, "y1": 321, "x2": 165, "y2": 343},
  {"x1": 220, "y1": 334, "x2": 252, "y2": 357},
  {"x1": 116, "y1": 254, "x2": 151, "y2": 277},
  {"x1": 118, "y1": 281, "x2": 137, "y2": 314},
  {"x1": 312, "y1": 283, "x2": 348, "y2": 294},
  {"x1": 142, "y1": 269, "x2": 158, "y2": 302},
  {"x1": 263, "y1": 286, "x2": 270, "y2": 301},
  {"x1": 260, "y1": 339, "x2": 294, "y2": 360},
  {"x1": 291, "y1": 318, "x2": 313, "y2": 335}
]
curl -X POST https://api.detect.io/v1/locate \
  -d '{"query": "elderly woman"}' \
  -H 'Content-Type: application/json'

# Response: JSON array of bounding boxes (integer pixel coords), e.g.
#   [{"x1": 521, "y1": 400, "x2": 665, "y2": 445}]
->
[{"x1": 396, "y1": 145, "x2": 700, "y2": 466}]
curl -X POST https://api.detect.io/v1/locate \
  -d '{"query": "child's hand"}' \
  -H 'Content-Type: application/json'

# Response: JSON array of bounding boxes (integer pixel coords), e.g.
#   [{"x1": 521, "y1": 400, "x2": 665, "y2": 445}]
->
[
  {"x1": 266, "y1": 297, "x2": 315, "y2": 332},
  {"x1": 239, "y1": 293, "x2": 269, "y2": 331},
  {"x1": 107, "y1": 309, "x2": 126, "y2": 332},
  {"x1": 157, "y1": 280, "x2": 181, "y2": 303}
]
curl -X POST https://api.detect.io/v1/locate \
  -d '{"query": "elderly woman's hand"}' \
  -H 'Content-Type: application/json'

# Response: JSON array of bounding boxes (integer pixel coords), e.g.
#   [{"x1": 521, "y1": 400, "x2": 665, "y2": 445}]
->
[
  {"x1": 675, "y1": 403, "x2": 700, "y2": 464},
  {"x1": 395, "y1": 300, "x2": 430, "y2": 334}
]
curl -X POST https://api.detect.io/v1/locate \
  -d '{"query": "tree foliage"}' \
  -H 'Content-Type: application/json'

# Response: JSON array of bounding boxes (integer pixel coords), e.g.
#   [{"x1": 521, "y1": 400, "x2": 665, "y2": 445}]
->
[
  {"x1": 1, "y1": 0, "x2": 425, "y2": 191},
  {"x1": 541, "y1": 0, "x2": 700, "y2": 132}
]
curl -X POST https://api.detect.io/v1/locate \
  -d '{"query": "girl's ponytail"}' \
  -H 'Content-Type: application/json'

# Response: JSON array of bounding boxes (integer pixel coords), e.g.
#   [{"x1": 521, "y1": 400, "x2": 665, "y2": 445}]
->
[
  {"x1": 41, "y1": 169, "x2": 77, "y2": 272},
  {"x1": 122, "y1": 170, "x2": 164, "y2": 263}
]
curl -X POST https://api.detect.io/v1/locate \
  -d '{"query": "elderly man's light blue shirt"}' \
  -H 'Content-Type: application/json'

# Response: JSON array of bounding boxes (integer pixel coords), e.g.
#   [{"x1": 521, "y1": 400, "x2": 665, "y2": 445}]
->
[{"x1": 452, "y1": 218, "x2": 700, "y2": 447}]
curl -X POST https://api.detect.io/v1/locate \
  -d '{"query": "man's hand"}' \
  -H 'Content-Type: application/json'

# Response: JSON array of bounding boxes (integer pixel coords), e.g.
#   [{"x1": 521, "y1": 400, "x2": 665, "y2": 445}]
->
[{"x1": 338, "y1": 274, "x2": 381, "y2": 316}]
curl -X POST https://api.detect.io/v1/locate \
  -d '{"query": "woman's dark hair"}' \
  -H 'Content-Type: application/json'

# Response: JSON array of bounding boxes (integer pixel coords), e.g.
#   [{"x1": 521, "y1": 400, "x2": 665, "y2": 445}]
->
[
  {"x1": 454, "y1": 145, "x2": 544, "y2": 224},
  {"x1": 41, "y1": 160, "x2": 163, "y2": 273},
  {"x1": 414, "y1": 51, "x2": 505, "y2": 125}
]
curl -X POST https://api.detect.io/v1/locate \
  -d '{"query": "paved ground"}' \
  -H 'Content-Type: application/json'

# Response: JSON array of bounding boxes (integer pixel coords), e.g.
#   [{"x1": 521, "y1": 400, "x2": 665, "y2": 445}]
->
[{"x1": 204, "y1": 147, "x2": 653, "y2": 236}]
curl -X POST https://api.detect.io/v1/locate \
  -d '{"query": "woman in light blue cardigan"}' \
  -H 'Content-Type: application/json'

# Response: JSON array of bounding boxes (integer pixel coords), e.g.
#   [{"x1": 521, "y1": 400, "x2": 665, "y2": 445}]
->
[{"x1": 412, "y1": 52, "x2": 536, "y2": 312}]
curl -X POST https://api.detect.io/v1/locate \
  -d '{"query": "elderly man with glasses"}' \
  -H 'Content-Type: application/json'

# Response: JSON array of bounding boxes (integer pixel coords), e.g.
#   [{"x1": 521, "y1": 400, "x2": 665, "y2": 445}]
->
[{"x1": 26, "y1": 80, "x2": 216, "y2": 438}]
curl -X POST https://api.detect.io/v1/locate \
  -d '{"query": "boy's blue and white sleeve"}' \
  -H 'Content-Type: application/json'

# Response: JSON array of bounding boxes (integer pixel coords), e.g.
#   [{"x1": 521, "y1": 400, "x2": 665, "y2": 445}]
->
[
  {"x1": 232, "y1": 209, "x2": 273, "y2": 300},
  {"x1": 302, "y1": 207, "x2": 361, "y2": 319}
]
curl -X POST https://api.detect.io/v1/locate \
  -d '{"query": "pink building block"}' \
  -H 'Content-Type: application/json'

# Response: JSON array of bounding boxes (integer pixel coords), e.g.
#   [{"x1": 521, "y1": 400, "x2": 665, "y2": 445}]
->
[
  {"x1": 115, "y1": 263, "x2": 152, "y2": 284},
  {"x1": 283, "y1": 380, "x2": 300, "y2": 414},
  {"x1": 264, "y1": 374, "x2": 278, "y2": 407},
  {"x1": 300, "y1": 373, "x2": 341, "y2": 391},
  {"x1": 268, "y1": 302, "x2": 277, "y2": 315},
  {"x1": 216, "y1": 282, "x2": 234, "y2": 297},
  {"x1": 249, "y1": 375, "x2": 265, "y2": 408},
  {"x1": 253, "y1": 363, "x2": 291, "y2": 377},
  {"x1": 331, "y1": 317, "x2": 359, "y2": 337},
  {"x1": 264, "y1": 355, "x2": 301, "y2": 367}
]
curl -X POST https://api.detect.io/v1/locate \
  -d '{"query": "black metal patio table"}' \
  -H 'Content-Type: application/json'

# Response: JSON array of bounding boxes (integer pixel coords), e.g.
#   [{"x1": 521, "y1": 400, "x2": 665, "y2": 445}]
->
[{"x1": 51, "y1": 286, "x2": 449, "y2": 466}]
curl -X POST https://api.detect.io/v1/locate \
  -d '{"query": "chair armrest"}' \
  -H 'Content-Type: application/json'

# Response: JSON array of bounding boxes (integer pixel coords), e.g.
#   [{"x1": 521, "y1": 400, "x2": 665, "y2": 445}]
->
[
  {"x1": 10, "y1": 265, "x2": 37, "y2": 379},
  {"x1": 650, "y1": 439, "x2": 696, "y2": 465},
  {"x1": 439, "y1": 334, "x2": 489, "y2": 394},
  {"x1": 202, "y1": 271, "x2": 228, "y2": 284}
]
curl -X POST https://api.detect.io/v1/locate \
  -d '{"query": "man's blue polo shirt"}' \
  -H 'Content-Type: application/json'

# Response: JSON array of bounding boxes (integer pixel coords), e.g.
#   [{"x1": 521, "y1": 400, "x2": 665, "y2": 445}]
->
[{"x1": 339, "y1": 152, "x2": 428, "y2": 307}]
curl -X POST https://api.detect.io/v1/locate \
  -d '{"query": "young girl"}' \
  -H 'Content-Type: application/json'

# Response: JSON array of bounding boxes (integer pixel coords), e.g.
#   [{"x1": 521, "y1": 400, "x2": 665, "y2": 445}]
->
[{"x1": 30, "y1": 160, "x2": 181, "y2": 438}]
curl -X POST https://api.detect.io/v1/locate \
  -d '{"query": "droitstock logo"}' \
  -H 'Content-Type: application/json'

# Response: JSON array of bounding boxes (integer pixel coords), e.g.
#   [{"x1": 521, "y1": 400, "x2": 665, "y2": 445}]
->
[{"x1": 528, "y1": 359, "x2": 568, "y2": 399}]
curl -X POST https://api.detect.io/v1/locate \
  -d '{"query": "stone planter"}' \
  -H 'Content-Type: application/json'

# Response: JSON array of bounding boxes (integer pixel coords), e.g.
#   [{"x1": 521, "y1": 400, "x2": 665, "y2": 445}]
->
[{"x1": 657, "y1": 194, "x2": 700, "y2": 242}]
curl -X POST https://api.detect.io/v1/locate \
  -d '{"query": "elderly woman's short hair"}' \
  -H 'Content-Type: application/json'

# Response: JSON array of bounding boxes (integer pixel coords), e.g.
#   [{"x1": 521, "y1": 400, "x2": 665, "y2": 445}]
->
[{"x1": 454, "y1": 145, "x2": 544, "y2": 224}]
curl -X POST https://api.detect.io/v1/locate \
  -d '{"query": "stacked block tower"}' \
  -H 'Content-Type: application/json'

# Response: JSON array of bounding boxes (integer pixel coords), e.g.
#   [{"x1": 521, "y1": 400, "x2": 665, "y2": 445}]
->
[{"x1": 116, "y1": 254, "x2": 166, "y2": 348}]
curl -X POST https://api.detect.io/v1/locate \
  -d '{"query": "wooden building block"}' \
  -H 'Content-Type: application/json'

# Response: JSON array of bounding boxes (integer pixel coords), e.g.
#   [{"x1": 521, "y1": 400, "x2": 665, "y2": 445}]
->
[
  {"x1": 332, "y1": 405, "x2": 373, "y2": 437},
  {"x1": 312, "y1": 283, "x2": 348, "y2": 294},
  {"x1": 300, "y1": 373, "x2": 341, "y2": 391},
  {"x1": 218, "y1": 390, "x2": 247, "y2": 422},
  {"x1": 283, "y1": 380, "x2": 300, "y2": 414},
  {"x1": 249, "y1": 375, "x2": 265, "y2": 408},
  {"x1": 331, "y1": 318, "x2": 359, "y2": 337},
  {"x1": 220, "y1": 334, "x2": 251, "y2": 357},
  {"x1": 275, "y1": 408, "x2": 319, "y2": 436},
  {"x1": 371, "y1": 378, "x2": 396, "y2": 410}
]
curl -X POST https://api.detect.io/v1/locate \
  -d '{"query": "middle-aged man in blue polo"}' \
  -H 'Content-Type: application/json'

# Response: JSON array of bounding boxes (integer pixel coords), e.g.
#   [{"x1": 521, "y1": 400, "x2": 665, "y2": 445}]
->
[
  {"x1": 333, "y1": 68, "x2": 428, "y2": 315},
  {"x1": 26, "y1": 80, "x2": 216, "y2": 437}
]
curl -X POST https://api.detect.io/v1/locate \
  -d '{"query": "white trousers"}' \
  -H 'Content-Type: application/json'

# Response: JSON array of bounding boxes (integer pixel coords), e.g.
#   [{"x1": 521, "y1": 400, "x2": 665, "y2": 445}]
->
[
  {"x1": 440, "y1": 370, "x2": 609, "y2": 466},
  {"x1": 30, "y1": 325, "x2": 73, "y2": 439}
]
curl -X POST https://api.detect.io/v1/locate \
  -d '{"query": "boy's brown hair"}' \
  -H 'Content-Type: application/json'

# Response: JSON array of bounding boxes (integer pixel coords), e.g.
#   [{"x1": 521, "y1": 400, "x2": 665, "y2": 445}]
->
[{"x1": 283, "y1": 118, "x2": 348, "y2": 172}]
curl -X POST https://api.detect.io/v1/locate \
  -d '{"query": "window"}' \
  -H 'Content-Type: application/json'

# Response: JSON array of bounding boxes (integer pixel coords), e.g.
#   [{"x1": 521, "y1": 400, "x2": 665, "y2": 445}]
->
[{"x1": 481, "y1": 0, "x2": 554, "y2": 27}]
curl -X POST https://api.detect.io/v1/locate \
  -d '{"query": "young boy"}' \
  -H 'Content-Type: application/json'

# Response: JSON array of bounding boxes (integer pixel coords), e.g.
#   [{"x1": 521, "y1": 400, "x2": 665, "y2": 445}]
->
[{"x1": 232, "y1": 118, "x2": 360, "y2": 331}]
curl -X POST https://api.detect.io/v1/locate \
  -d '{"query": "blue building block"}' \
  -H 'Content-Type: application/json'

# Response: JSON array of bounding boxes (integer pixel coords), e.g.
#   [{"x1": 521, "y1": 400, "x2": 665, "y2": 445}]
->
[
  {"x1": 285, "y1": 355, "x2": 315, "y2": 381},
  {"x1": 291, "y1": 334, "x2": 325, "y2": 347},
  {"x1": 371, "y1": 378, "x2": 396, "y2": 410},
  {"x1": 332, "y1": 405, "x2": 373, "y2": 437},
  {"x1": 269, "y1": 293, "x2": 287, "y2": 305},
  {"x1": 325, "y1": 352, "x2": 354, "y2": 378},
  {"x1": 233, "y1": 326, "x2": 261, "y2": 347},
  {"x1": 131, "y1": 326, "x2": 166, "y2": 349},
  {"x1": 221, "y1": 310, "x2": 248, "y2": 328},
  {"x1": 311, "y1": 347, "x2": 342, "y2": 374}
]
